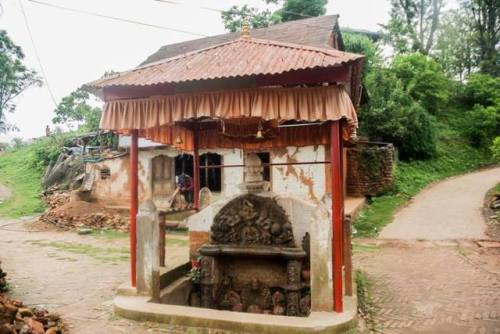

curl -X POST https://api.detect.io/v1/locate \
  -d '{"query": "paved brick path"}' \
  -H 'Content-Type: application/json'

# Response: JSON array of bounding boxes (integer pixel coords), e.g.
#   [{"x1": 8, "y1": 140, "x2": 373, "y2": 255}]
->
[{"x1": 355, "y1": 240, "x2": 500, "y2": 333}]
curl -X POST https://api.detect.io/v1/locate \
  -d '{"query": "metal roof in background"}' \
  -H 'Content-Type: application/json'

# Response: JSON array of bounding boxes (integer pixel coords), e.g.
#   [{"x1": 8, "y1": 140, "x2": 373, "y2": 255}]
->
[
  {"x1": 87, "y1": 37, "x2": 363, "y2": 89},
  {"x1": 141, "y1": 15, "x2": 341, "y2": 65}
]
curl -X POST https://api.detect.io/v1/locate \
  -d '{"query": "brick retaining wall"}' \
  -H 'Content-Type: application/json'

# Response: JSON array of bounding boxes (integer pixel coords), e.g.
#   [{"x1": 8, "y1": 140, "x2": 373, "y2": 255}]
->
[{"x1": 347, "y1": 142, "x2": 394, "y2": 197}]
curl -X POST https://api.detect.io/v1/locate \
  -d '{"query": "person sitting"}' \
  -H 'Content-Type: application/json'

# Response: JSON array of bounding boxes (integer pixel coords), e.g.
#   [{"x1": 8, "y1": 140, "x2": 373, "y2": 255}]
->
[{"x1": 177, "y1": 173, "x2": 194, "y2": 207}]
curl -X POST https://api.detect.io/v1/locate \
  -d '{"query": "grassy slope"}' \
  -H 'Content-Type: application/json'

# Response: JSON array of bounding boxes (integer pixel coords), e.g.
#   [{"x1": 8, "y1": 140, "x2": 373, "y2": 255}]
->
[
  {"x1": 0, "y1": 146, "x2": 45, "y2": 218},
  {"x1": 354, "y1": 116, "x2": 495, "y2": 237}
]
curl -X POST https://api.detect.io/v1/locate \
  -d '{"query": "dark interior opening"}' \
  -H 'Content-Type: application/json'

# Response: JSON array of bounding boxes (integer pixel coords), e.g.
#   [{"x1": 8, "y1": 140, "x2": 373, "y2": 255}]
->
[
  {"x1": 200, "y1": 153, "x2": 222, "y2": 192},
  {"x1": 256, "y1": 152, "x2": 271, "y2": 182},
  {"x1": 175, "y1": 154, "x2": 193, "y2": 178}
]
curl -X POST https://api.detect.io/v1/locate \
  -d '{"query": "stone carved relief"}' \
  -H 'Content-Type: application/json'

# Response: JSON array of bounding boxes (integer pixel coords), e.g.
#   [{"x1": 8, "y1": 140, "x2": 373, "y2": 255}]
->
[
  {"x1": 286, "y1": 291, "x2": 300, "y2": 316},
  {"x1": 211, "y1": 194, "x2": 294, "y2": 246},
  {"x1": 241, "y1": 278, "x2": 272, "y2": 313},
  {"x1": 287, "y1": 260, "x2": 302, "y2": 289}
]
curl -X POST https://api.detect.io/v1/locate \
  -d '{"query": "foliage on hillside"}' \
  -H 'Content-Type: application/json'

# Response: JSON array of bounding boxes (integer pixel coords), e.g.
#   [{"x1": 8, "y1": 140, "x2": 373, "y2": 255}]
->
[
  {"x1": 0, "y1": 133, "x2": 81, "y2": 218},
  {"x1": 0, "y1": 145, "x2": 45, "y2": 217},
  {"x1": 354, "y1": 119, "x2": 494, "y2": 237}
]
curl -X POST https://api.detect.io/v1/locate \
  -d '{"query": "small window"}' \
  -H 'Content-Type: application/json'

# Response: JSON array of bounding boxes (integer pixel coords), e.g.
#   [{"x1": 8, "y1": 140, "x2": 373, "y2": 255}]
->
[
  {"x1": 200, "y1": 153, "x2": 222, "y2": 192},
  {"x1": 100, "y1": 167, "x2": 111, "y2": 180}
]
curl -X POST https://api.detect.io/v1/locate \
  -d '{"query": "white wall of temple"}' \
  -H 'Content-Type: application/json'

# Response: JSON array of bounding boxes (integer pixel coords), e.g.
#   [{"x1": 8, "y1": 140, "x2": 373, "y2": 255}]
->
[
  {"x1": 270, "y1": 145, "x2": 326, "y2": 203},
  {"x1": 87, "y1": 145, "x2": 327, "y2": 207}
]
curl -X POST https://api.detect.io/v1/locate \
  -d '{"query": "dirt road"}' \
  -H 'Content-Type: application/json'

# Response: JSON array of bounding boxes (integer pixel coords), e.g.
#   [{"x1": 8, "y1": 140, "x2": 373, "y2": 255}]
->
[
  {"x1": 0, "y1": 217, "x2": 190, "y2": 334},
  {"x1": 379, "y1": 167, "x2": 500, "y2": 240}
]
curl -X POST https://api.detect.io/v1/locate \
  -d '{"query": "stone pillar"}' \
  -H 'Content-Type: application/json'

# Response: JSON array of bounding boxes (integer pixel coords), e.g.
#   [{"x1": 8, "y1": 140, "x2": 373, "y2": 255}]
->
[
  {"x1": 136, "y1": 200, "x2": 161, "y2": 296},
  {"x1": 286, "y1": 259, "x2": 302, "y2": 316},
  {"x1": 200, "y1": 256, "x2": 218, "y2": 308},
  {"x1": 310, "y1": 202, "x2": 333, "y2": 311}
]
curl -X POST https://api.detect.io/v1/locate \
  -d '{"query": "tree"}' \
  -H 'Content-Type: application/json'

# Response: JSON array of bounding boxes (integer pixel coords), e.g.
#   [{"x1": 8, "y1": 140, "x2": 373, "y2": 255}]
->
[
  {"x1": 464, "y1": 0, "x2": 499, "y2": 76},
  {"x1": 221, "y1": 0, "x2": 327, "y2": 32},
  {"x1": 435, "y1": 9, "x2": 478, "y2": 80},
  {"x1": 0, "y1": 30, "x2": 41, "y2": 132},
  {"x1": 52, "y1": 89, "x2": 101, "y2": 132},
  {"x1": 359, "y1": 68, "x2": 437, "y2": 160},
  {"x1": 278, "y1": 0, "x2": 327, "y2": 22},
  {"x1": 221, "y1": 5, "x2": 278, "y2": 32},
  {"x1": 384, "y1": 0, "x2": 444, "y2": 55},
  {"x1": 391, "y1": 53, "x2": 450, "y2": 114},
  {"x1": 342, "y1": 32, "x2": 381, "y2": 77},
  {"x1": 490, "y1": 136, "x2": 500, "y2": 161},
  {"x1": 461, "y1": 73, "x2": 500, "y2": 107}
]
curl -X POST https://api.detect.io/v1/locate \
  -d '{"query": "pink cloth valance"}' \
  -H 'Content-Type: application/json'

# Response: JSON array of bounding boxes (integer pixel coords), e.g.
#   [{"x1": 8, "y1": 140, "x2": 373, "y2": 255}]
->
[{"x1": 100, "y1": 85, "x2": 358, "y2": 131}]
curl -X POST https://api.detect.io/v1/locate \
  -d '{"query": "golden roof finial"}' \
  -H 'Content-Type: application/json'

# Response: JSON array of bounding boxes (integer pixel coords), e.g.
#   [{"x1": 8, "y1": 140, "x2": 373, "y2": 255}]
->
[{"x1": 241, "y1": 16, "x2": 251, "y2": 37}]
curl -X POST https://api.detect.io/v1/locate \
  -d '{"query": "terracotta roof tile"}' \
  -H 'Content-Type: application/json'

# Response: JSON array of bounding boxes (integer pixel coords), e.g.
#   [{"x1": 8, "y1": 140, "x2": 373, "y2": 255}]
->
[{"x1": 88, "y1": 37, "x2": 363, "y2": 88}]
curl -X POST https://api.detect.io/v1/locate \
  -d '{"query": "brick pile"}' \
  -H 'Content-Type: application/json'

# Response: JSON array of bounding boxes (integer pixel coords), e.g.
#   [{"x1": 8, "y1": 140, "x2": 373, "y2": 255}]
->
[
  {"x1": 0, "y1": 263, "x2": 65, "y2": 334},
  {"x1": 38, "y1": 192, "x2": 128, "y2": 232}
]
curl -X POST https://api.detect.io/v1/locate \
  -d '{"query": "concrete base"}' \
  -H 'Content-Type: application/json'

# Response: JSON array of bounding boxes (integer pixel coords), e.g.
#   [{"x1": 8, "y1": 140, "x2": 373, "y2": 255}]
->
[
  {"x1": 345, "y1": 196, "x2": 366, "y2": 219},
  {"x1": 114, "y1": 294, "x2": 357, "y2": 334}
]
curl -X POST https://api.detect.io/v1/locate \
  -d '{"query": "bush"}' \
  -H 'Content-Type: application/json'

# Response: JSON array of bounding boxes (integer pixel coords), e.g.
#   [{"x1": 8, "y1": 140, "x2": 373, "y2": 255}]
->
[
  {"x1": 392, "y1": 53, "x2": 450, "y2": 114},
  {"x1": 491, "y1": 137, "x2": 500, "y2": 161},
  {"x1": 463, "y1": 104, "x2": 499, "y2": 147},
  {"x1": 400, "y1": 106, "x2": 437, "y2": 159},
  {"x1": 31, "y1": 133, "x2": 78, "y2": 168},
  {"x1": 462, "y1": 73, "x2": 500, "y2": 107},
  {"x1": 359, "y1": 68, "x2": 437, "y2": 160}
]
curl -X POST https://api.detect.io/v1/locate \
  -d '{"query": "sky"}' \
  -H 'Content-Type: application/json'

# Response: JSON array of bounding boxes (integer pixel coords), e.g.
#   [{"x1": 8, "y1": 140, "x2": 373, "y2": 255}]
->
[{"x1": 0, "y1": 0, "x2": 394, "y2": 142}]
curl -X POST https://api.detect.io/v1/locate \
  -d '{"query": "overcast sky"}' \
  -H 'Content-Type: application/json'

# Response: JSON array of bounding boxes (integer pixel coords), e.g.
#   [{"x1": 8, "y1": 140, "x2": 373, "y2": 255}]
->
[{"x1": 0, "y1": 0, "x2": 394, "y2": 141}]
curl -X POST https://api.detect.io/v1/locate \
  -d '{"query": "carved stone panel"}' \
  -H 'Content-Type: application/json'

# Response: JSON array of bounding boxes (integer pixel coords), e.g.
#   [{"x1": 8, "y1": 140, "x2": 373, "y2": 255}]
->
[{"x1": 211, "y1": 194, "x2": 294, "y2": 246}]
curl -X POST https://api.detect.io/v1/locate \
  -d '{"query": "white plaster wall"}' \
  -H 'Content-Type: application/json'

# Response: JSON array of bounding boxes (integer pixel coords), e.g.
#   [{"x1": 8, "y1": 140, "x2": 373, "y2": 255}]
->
[
  {"x1": 270, "y1": 145, "x2": 326, "y2": 203},
  {"x1": 89, "y1": 145, "x2": 327, "y2": 207},
  {"x1": 87, "y1": 147, "x2": 180, "y2": 206},
  {"x1": 86, "y1": 155, "x2": 130, "y2": 206}
]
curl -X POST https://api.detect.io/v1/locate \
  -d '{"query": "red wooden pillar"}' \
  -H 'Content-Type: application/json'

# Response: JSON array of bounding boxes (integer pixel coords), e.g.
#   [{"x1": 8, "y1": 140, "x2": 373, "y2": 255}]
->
[
  {"x1": 330, "y1": 120, "x2": 344, "y2": 313},
  {"x1": 129, "y1": 129, "x2": 139, "y2": 287},
  {"x1": 193, "y1": 125, "x2": 200, "y2": 211}
]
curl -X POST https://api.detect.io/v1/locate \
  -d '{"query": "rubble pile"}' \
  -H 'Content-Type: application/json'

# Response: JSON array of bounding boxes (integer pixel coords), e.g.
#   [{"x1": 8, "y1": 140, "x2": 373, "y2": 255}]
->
[
  {"x1": 0, "y1": 262, "x2": 7, "y2": 293},
  {"x1": 42, "y1": 191, "x2": 70, "y2": 210},
  {"x1": 0, "y1": 296, "x2": 65, "y2": 334},
  {"x1": 490, "y1": 192, "x2": 500, "y2": 211},
  {"x1": 39, "y1": 193, "x2": 128, "y2": 232},
  {"x1": 485, "y1": 191, "x2": 500, "y2": 240},
  {"x1": 0, "y1": 264, "x2": 65, "y2": 334}
]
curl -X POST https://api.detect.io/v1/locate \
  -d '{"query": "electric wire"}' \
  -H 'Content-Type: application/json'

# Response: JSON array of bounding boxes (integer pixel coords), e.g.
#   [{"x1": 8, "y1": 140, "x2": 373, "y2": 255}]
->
[
  {"x1": 27, "y1": 0, "x2": 335, "y2": 49},
  {"x1": 18, "y1": 0, "x2": 58, "y2": 107},
  {"x1": 27, "y1": 0, "x2": 209, "y2": 37},
  {"x1": 153, "y1": 0, "x2": 316, "y2": 19}
]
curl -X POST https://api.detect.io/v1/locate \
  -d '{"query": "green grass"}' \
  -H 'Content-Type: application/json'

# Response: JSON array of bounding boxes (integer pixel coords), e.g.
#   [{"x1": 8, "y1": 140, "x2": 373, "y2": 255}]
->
[
  {"x1": 89, "y1": 229, "x2": 129, "y2": 240},
  {"x1": 88, "y1": 229, "x2": 188, "y2": 246},
  {"x1": 354, "y1": 119, "x2": 495, "y2": 238},
  {"x1": 352, "y1": 243, "x2": 379, "y2": 254},
  {"x1": 28, "y1": 240, "x2": 129, "y2": 263},
  {"x1": 355, "y1": 269, "x2": 376, "y2": 331},
  {"x1": 0, "y1": 147, "x2": 45, "y2": 218}
]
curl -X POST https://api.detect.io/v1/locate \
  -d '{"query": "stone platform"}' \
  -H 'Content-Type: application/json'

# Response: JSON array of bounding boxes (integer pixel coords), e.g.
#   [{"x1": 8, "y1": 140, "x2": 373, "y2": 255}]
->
[{"x1": 114, "y1": 294, "x2": 357, "y2": 334}]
